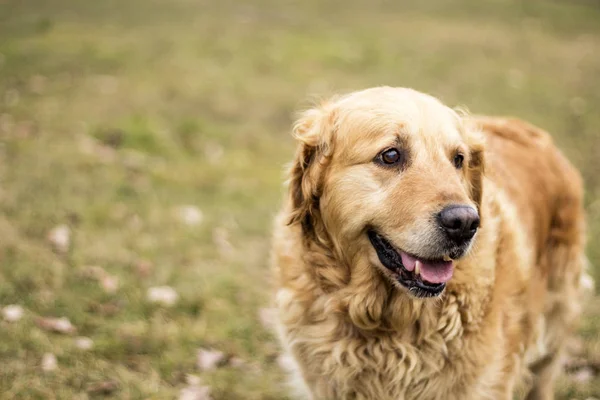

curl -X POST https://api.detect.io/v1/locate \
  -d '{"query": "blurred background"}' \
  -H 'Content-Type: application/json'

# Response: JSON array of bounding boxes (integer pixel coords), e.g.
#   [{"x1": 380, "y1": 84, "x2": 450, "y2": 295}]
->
[{"x1": 0, "y1": 0, "x2": 599, "y2": 398}]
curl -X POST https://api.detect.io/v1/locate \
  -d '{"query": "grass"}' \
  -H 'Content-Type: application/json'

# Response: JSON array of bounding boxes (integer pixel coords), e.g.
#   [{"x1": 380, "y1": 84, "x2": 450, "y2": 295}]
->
[{"x1": 0, "y1": 0, "x2": 599, "y2": 398}]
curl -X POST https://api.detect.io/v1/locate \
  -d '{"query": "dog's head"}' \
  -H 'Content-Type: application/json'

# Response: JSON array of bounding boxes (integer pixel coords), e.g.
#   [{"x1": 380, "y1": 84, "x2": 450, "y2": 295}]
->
[{"x1": 287, "y1": 87, "x2": 484, "y2": 300}]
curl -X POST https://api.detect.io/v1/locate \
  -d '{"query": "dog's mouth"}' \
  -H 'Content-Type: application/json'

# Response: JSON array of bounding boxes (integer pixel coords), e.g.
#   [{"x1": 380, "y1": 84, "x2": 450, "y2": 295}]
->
[{"x1": 367, "y1": 230, "x2": 454, "y2": 298}]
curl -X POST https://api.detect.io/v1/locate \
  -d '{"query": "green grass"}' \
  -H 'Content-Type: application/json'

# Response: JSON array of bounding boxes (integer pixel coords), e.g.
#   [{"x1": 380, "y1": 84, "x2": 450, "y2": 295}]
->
[{"x1": 0, "y1": 0, "x2": 599, "y2": 398}]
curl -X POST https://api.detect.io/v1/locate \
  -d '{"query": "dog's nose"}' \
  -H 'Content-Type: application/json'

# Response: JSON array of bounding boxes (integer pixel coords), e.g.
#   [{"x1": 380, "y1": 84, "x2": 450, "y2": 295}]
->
[{"x1": 438, "y1": 205, "x2": 480, "y2": 244}]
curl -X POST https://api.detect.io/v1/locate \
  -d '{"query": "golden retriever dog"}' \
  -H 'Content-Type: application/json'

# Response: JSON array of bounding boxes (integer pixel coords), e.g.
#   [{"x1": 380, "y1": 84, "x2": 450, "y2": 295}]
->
[{"x1": 271, "y1": 87, "x2": 590, "y2": 400}]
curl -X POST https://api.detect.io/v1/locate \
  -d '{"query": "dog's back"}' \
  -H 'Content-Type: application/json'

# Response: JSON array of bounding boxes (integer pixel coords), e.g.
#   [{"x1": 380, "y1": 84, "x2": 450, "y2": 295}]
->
[{"x1": 474, "y1": 117, "x2": 587, "y2": 398}]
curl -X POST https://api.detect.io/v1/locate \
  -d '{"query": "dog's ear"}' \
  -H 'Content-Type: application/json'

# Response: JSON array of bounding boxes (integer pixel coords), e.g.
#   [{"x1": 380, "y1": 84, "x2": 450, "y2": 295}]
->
[
  {"x1": 287, "y1": 104, "x2": 336, "y2": 235},
  {"x1": 456, "y1": 111, "x2": 486, "y2": 215},
  {"x1": 468, "y1": 143, "x2": 484, "y2": 210},
  {"x1": 466, "y1": 132, "x2": 485, "y2": 214}
]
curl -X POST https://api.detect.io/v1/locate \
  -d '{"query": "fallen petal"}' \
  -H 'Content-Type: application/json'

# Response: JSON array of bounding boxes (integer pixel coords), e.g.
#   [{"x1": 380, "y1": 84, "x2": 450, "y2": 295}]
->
[
  {"x1": 229, "y1": 357, "x2": 245, "y2": 368},
  {"x1": 48, "y1": 225, "x2": 71, "y2": 253},
  {"x1": 197, "y1": 348, "x2": 226, "y2": 371},
  {"x1": 101, "y1": 275, "x2": 119, "y2": 294},
  {"x1": 177, "y1": 206, "x2": 203, "y2": 226},
  {"x1": 2, "y1": 304, "x2": 24, "y2": 322},
  {"x1": 75, "y1": 336, "x2": 94, "y2": 350},
  {"x1": 571, "y1": 367, "x2": 594, "y2": 383},
  {"x1": 147, "y1": 286, "x2": 179, "y2": 306},
  {"x1": 79, "y1": 266, "x2": 119, "y2": 294},
  {"x1": 41, "y1": 353, "x2": 57, "y2": 372},
  {"x1": 186, "y1": 374, "x2": 202, "y2": 386},
  {"x1": 179, "y1": 385, "x2": 212, "y2": 400},
  {"x1": 35, "y1": 317, "x2": 76, "y2": 334}
]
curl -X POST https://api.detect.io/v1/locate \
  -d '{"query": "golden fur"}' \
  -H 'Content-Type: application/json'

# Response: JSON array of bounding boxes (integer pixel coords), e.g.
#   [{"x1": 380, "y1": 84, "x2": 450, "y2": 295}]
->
[{"x1": 271, "y1": 87, "x2": 589, "y2": 400}]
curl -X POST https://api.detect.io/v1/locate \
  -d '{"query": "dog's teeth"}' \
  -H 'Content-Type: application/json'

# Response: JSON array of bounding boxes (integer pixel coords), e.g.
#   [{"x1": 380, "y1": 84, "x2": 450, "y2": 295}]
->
[
  {"x1": 414, "y1": 261, "x2": 421, "y2": 276},
  {"x1": 443, "y1": 255, "x2": 452, "y2": 262}
]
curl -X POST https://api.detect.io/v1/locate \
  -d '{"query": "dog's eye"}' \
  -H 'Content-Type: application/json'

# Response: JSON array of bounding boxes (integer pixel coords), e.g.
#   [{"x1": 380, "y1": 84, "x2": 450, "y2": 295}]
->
[
  {"x1": 379, "y1": 148, "x2": 402, "y2": 165},
  {"x1": 453, "y1": 153, "x2": 464, "y2": 169}
]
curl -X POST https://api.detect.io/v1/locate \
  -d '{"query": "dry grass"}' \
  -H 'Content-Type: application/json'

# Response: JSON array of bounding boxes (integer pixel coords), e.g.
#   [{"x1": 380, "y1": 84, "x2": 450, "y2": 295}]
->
[{"x1": 0, "y1": 0, "x2": 599, "y2": 398}]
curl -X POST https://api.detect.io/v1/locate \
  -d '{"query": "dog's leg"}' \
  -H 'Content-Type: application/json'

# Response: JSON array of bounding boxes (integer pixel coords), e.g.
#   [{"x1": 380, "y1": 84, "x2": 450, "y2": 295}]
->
[{"x1": 525, "y1": 348, "x2": 564, "y2": 400}]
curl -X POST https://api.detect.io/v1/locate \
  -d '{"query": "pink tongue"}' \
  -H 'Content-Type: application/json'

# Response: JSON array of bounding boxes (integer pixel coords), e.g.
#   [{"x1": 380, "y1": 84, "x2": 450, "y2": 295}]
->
[
  {"x1": 400, "y1": 252, "x2": 418, "y2": 271},
  {"x1": 400, "y1": 252, "x2": 454, "y2": 284}
]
